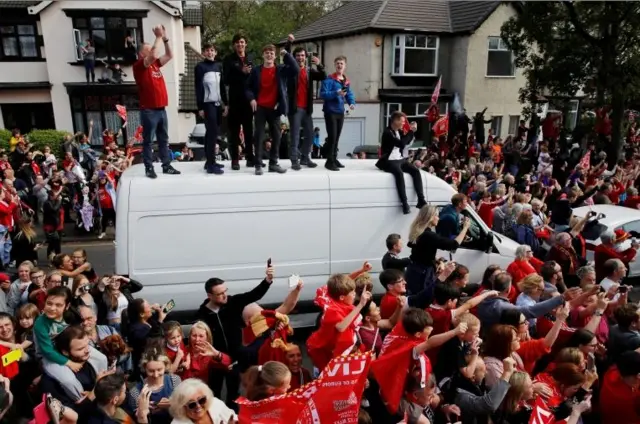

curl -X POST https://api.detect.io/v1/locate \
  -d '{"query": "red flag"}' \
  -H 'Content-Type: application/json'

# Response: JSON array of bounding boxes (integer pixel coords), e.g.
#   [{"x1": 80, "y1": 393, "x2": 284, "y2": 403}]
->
[
  {"x1": 237, "y1": 351, "x2": 373, "y2": 424},
  {"x1": 433, "y1": 115, "x2": 449, "y2": 137},
  {"x1": 529, "y1": 397, "x2": 554, "y2": 424},
  {"x1": 133, "y1": 126, "x2": 143, "y2": 142},
  {"x1": 370, "y1": 323, "x2": 432, "y2": 414},
  {"x1": 431, "y1": 76, "x2": 442, "y2": 105},
  {"x1": 115, "y1": 104, "x2": 127, "y2": 127},
  {"x1": 578, "y1": 150, "x2": 591, "y2": 171}
]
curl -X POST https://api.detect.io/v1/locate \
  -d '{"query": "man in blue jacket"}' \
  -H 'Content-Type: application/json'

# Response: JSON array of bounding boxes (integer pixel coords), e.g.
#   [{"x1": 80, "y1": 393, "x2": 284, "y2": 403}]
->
[
  {"x1": 245, "y1": 36, "x2": 298, "y2": 175},
  {"x1": 195, "y1": 43, "x2": 228, "y2": 174},
  {"x1": 437, "y1": 193, "x2": 468, "y2": 239},
  {"x1": 320, "y1": 55, "x2": 355, "y2": 171}
]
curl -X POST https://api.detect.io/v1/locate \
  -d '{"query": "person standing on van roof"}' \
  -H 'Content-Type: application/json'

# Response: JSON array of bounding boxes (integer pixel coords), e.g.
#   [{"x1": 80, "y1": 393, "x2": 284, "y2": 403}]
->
[
  {"x1": 133, "y1": 25, "x2": 181, "y2": 179},
  {"x1": 283, "y1": 41, "x2": 326, "y2": 171},
  {"x1": 405, "y1": 205, "x2": 471, "y2": 296},
  {"x1": 376, "y1": 111, "x2": 426, "y2": 214},
  {"x1": 195, "y1": 263, "x2": 274, "y2": 408},
  {"x1": 245, "y1": 36, "x2": 299, "y2": 176},
  {"x1": 195, "y1": 43, "x2": 228, "y2": 175},
  {"x1": 320, "y1": 55, "x2": 356, "y2": 171},
  {"x1": 223, "y1": 33, "x2": 260, "y2": 171}
]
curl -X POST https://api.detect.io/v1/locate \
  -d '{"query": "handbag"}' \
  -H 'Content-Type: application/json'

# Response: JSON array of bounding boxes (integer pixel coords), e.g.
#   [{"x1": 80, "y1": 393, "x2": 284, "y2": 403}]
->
[{"x1": 29, "y1": 393, "x2": 52, "y2": 424}]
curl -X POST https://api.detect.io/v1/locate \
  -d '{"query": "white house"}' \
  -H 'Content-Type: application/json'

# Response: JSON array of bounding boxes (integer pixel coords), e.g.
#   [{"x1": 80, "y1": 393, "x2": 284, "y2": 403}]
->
[
  {"x1": 0, "y1": 0, "x2": 202, "y2": 145},
  {"x1": 291, "y1": 0, "x2": 534, "y2": 154}
]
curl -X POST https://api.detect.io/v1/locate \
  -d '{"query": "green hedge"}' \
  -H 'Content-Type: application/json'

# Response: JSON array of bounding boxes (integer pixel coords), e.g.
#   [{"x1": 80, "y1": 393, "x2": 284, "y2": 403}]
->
[{"x1": 0, "y1": 128, "x2": 70, "y2": 155}]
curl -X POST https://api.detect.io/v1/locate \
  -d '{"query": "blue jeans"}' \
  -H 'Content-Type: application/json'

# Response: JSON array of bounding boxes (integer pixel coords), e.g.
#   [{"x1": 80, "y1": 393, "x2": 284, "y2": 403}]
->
[
  {"x1": 0, "y1": 225, "x2": 11, "y2": 266},
  {"x1": 289, "y1": 108, "x2": 314, "y2": 162},
  {"x1": 141, "y1": 108, "x2": 172, "y2": 169}
]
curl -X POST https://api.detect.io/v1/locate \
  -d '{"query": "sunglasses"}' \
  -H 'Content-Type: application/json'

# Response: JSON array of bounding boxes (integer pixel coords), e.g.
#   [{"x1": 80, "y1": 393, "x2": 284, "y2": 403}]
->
[{"x1": 185, "y1": 396, "x2": 207, "y2": 410}]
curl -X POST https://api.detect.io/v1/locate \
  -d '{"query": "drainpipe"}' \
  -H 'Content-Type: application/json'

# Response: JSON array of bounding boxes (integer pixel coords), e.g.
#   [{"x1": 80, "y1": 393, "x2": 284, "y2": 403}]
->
[{"x1": 380, "y1": 35, "x2": 384, "y2": 90}]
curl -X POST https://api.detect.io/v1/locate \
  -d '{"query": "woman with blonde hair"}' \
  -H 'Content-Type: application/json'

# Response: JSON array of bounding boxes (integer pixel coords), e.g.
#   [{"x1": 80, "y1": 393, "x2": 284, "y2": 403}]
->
[
  {"x1": 184, "y1": 320, "x2": 231, "y2": 385},
  {"x1": 169, "y1": 378, "x2": 236, "y2": 424},
  {"x1": 10, "y1": 215, "x2": 40, "y2": 267},
  {"x1": 516, "y1": 274, "x2": 545, "y2": 310},
  {"x1": 405, "y1": 204, "x2": 470, "y2": 294}
]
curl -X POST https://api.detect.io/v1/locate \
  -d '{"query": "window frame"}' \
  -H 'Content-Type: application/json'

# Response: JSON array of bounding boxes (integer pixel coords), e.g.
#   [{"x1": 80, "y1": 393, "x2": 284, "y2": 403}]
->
[
  {"x1": 71, "y1": 14, "x2": 143, "y2": 63},
  {"x1": 508, "y1": 115, "x2": 520, "y2": 136},
  {"x1": 70, "y1": 92, "x2": 140, "y2": 146},
  {"x1": 383, "y1": 101, "x2": 449, "y2": 145},
  {"x1": 486, "y1": 36, "x2": 515, "y2": 78},
  {"x1": 491, "y1": 115, "x2": 503, "y2": 138},
  {"x1": 392, "y1": 34, "x2": 439, "y2": 77},
  {"x1": 0, "y1": 22, "x2": 41, "y2": 61}
]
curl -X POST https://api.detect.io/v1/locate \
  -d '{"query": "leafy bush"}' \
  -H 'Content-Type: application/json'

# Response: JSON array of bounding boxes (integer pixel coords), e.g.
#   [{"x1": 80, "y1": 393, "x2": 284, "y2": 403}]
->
[
  {"x1": 25, "y1": 129, "x2": 70, "y2": 156},
  {"x1": 0, "y1": 129, "x2": 10, "y2": 151}
]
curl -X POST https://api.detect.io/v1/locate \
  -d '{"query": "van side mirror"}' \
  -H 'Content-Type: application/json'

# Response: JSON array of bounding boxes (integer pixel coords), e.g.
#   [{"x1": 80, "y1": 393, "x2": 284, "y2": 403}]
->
[{"x1": 484, "y1": 232, "x2": 494, "y2": 253}]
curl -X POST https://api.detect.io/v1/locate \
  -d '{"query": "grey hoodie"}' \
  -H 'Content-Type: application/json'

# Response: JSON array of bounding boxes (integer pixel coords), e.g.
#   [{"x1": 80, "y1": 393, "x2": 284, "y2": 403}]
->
[{"x1": 477, "y1": 295, "x2": 564, "y2": 327}]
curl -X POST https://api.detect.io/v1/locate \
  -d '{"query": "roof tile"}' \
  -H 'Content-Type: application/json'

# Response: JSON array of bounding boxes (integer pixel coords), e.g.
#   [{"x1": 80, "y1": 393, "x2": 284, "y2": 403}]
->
[
  {"x1": 374, "y1": 0, "x2": 452, "y2": 32},
  {"x1": 293, "y1": 1, "x2": 383, "y2": 42},
  {"x1": 183, "y1": 6, "x2": 202, "y2": 26},
  {"x1": 449, "y1": 1, "x2": 500, "y2": 33},
  {"x1": 179, "y1": 43, "x2": 202, "y2": 112},
  {"x1": 0, "y1": 1, "x2": 40, "y2": 8}
]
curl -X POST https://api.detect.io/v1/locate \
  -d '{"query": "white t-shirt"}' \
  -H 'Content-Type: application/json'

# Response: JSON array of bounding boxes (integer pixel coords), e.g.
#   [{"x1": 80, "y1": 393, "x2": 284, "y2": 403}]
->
[
  {"x1": 389, "y1": 130, "x2": 403, "y2": 161},
  {"x1": 106, "y1": 293, "x2": 128, "y2": 322}
]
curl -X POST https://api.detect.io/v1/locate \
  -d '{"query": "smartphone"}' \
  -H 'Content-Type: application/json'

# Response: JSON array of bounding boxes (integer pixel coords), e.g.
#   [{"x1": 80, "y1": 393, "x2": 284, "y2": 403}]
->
[
  {"x1": 267, "y1": 258, "x2": 272, "y2": 267},
  {"x1": 163, "y1": 299, "x2": 176, "y2": 313}
]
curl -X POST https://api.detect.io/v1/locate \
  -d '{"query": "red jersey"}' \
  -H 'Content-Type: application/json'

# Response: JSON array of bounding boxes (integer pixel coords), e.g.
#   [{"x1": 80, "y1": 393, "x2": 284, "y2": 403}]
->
[
  {"x1": 133, "y1": 59, "x2": 168, "y2": 109},
  {"x1": 257, "y1": 66, "x2": 277, "y2": 109},
  {"x1": 600, "y1": 366, "x2": 640, "y2": 424},
  {"x1": 424, "y1": 305, "x2": 453, "y2": 365},
  {"x1": 98, "y1": 186, "x2": 113, "y2": 210},
  {"x1": 288, "y1": 367, "x2": 312, "y2": 392},
  {"x1": 297, "y1": 67, "x2": 308, "y2": 109},
  {"x1": 380, "y1": 292, "x2": 398, "y2": 320}
]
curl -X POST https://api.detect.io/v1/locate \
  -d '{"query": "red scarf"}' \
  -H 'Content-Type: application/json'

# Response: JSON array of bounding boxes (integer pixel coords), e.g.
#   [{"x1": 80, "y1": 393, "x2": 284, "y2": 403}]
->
[
  {"x1": 242, "y1": 310, "x2": 292, "y2": 365},
  {"x1": 329, "y1": 72, "x2": 350, "y2": 86},
  {"x1": 370, "y1": 323, "x2": 432, "y2": 414},
  {"x1": 306, "y1": 286, "x2": 362, "y2": 370},
  {"x1": 551, "y1": 245, "x2": 579, "y2": 274}
]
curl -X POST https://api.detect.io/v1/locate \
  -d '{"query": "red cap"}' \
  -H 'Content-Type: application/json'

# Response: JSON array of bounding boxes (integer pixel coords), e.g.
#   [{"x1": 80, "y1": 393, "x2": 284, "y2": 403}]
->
[
  {"x1": 615, "y1": 229, "x2": 630, "y2": 243},
  {"x1": 559, "y1": 194, "x2": 567, "y2": 200},
  {"x1": 0, "y1": 273, "x2": 10, "y2": 282}
]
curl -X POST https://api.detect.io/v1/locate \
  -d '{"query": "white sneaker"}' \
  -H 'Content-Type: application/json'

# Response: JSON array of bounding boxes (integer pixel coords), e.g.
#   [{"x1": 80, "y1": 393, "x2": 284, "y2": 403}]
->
[{"x1": 98, "y1": 232, "x2": 106, "y2": 239}]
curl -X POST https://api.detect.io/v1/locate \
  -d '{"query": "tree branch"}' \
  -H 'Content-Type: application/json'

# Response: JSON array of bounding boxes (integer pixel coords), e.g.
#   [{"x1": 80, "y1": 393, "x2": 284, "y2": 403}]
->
[{"x1": 562, "y1": 1, "x2": 600, "y2": 47}]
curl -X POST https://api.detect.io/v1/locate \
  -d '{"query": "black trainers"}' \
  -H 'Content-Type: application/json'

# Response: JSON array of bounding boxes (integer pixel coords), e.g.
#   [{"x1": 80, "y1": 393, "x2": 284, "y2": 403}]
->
[
  {"x1": 206, "y1": 164, "x2": 224, "y2": 175},
  {"x1": 325, "y1": 161, "x2": 339, "y2": 171},
  {"x1": 300, "y1": 157, "x2": 318, "y2": 168},
  {"x1": 402, "y1": 204, "x2": 411, "y2": 215},
  {"x1": 269, "y1": 163, "x2": 287, "y2": 174},
  {"x1": 417, "y1": 199, "x2": 427, "y2": 209},
  {"x1": 255, "y1": 166, "x2": 263, "y2": 176},
  {"x1": 162, "y1": 165, "x2": 181, "y2": 175},
  {"x1": 291, "y1": 161, "x2": 301, "y2": 171},
  {"x1": 335, "y1": 159, "x2": 345, "y2": 168},
  {"x1": 145, "y1": 167, "x2": 157, "y2": 179},
  {"x1": 232, "y1": 161, "x2": 240, "y2": 171}
]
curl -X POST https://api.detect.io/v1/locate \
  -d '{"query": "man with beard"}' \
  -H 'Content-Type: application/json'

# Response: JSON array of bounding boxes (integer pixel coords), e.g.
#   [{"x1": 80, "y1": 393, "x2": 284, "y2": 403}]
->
[
  {"x1": 284, "y1": 43, "x2": 326, "y2": 170},
  {"x1": 40, "y1": 325, "x2": 112, "y2": 419},
  {"x1": 223, "y1": 33, "x2": 260, "y2": 170}
]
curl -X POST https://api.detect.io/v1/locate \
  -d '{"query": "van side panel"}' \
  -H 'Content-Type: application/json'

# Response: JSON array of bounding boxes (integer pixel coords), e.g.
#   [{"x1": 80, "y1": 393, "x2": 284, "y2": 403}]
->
[
  {"x1": 123, "y1": 174, "x2": 331, "y2": 311},
  {"x1": 114, "y1": 180, "x2": 130, "y2": 275}
]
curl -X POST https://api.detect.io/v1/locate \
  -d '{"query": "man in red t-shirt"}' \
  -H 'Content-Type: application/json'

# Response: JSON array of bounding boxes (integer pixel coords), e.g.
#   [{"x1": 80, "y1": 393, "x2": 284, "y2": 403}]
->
[
  {"x1": 600, "y1": 351, "x2": 640, "y2": 424},
  {"x1": 284, "y1": 40, "x2": 327, "y2": 170},
  {"x1": 245, "y1": 37, "x2": 299, "y2": 175},
  {"x1": 132, "y1": 24, "x2": 180, "y2": 179}
]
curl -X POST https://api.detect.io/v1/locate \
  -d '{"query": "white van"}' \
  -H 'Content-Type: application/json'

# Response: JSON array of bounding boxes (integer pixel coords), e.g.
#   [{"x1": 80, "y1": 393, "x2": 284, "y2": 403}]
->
[{"x1": 114, "y1": 160, "x2": 519, "y2": 326}]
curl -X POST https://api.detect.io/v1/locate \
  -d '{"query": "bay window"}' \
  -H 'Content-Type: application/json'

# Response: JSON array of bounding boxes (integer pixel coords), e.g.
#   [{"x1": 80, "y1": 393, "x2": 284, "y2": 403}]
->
[
  {"x1": 72, "y1": 14, "x2": 142, "y2": 62},
  {"x1": 392, "y1": 34, "x2": 438, "y2": 76}
]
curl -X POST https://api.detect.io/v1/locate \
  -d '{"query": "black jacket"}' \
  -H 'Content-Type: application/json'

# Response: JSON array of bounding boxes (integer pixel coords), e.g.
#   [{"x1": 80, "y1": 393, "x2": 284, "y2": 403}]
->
[
  {"x1": 283, "y1": 42, "x2": 326, "y2": 115},
  {"x1": 43, "y1": 197, "x2": 62, "y2": 229},
  {"x1": 245, "y1": 52, "x2": 298, "y2": 116},
  {"x1": 222, "y1": 51, "x2": 256, "y2": 110},
  {"x1": 381, "y1": 251, "x2": 410, "y2": 272},
  {"x1": 195, "y1": 279, "x2": 271, "y2": 358},
  {"x1": 91, "y1": 278, "x2": 143, "y2": 326},
  {"x1": 375, "y1": 126, "x2": 414, "y2": 169},
  {"x1": 194, "y1": 59, "x2": 228, "y2": 110}
]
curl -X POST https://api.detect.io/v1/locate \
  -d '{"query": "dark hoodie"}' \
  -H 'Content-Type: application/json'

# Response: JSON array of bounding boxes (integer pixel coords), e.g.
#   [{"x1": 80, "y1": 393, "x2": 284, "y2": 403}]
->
[{"x1": 195, "y1": 279, "x2": 271, "y2": 358}]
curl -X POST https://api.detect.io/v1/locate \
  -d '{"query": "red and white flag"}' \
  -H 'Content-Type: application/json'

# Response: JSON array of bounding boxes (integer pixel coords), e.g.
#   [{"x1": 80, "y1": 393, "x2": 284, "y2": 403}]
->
[
  {"x1": 578, "y1": 150, "x2": 591, "y2": 171},
  {"x1": 433, "y1": 115, "x2": 449, "y2": 137},
  {"x1": 237, "y1": 351, "x2": 373, "y2": 424},
  {"x1": 115, "y1": 104, "x2": 127, "y2": 127},
  {"x1": 529, "y1": 397, "x2": 555, "y2": 424},
  {"x1": 431, "y1": 76, "x2": 442, "y2": 105}
]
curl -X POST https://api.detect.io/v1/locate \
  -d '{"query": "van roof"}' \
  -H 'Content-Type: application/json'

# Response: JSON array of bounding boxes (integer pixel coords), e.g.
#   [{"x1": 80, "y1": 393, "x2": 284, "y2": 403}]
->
[{"x1": 119, "y1": 159, "x2": 456, "y2": 202}]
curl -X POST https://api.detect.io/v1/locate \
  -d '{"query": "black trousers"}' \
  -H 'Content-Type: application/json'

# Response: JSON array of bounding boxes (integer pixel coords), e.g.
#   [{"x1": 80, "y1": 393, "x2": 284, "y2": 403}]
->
[
  {"x1": 380, "y1": 159, "x2": 425, "y2": 206},
  {"x1": 324, "y1": 113, "x2": 344, "y2": 161},
  {"x1": 227, "y1": 103, "x2": 254, "y2": 163},
  {"x1": 46, "y1": 230, "x2": 62, "y2": 257},
  {"x1": 202, "y1": 102, "x2": 220, "y2": 165},
  {"x1": 253, "y1": 107, "x2": 282, "y2": 165},
  {"x1": 209, "y1": 366, "x2": 240, "y2": 411},
  {"x1": 101, "y1": 207, "x2": 116, "y2": 233}
]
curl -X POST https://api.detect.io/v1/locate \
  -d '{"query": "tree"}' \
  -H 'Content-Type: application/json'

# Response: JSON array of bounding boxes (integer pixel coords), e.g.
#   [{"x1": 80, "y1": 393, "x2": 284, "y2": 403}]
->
[
  {"x1": 501, "y1": 1, "x2": 640, "y2": 162},
  {"x1": 203, "y1": 1, "x2": 342, "y2": 59}
]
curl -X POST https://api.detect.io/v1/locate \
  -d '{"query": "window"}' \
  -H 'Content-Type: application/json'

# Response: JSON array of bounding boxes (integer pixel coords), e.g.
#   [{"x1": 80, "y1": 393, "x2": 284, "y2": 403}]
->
[
  {"x1": 70, "y1": 92, "x2": 141, "y2": 145},
  {"x1": 72, "y1": 15, "x2": 142, "y2": 62},
  {"x1": 383, "y1": 101, "x2": 449, "y2": 145},
  {"x1": 486, "y1": 36, "x2": 514, "y2": 77},
  {"x1": 491, "y1": 116, "x2": 503, "y2": 137},
  {"x1": 0, "y1": 24, "x2": 39, "y2": 60},
  {"x1": 565, "y1": 100, "x2": 579, "y2": 131},
  {"x1": 392, "y1": 34, "x2": 438, "y2": 76},
  {"x1": 508, "y1": 115, "x2": 520, "y2": 135}
]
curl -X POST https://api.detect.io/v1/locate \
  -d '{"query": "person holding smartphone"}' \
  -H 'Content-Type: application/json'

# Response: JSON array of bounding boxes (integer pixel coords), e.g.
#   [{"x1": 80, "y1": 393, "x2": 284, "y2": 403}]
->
[{"x1": 320, "y1": 55, "x2": 355, "y2": 171}]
